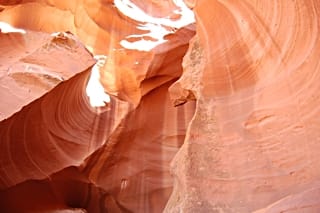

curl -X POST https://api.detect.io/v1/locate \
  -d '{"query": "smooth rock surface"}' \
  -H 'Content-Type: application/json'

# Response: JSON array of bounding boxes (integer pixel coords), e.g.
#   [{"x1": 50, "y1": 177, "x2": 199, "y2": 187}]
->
[
  {"x1": 166, "y1": 0, "x2": 320, "y2": 212},
  {"x1": 0, "y1": 29, "x2": 95, "y2": 120},
  {"x1": 1, "y1": 0, "x2": 320, "y2": 212},
  {"x1": 0, "y1": 0, "x2": 195, "y2": 212}
]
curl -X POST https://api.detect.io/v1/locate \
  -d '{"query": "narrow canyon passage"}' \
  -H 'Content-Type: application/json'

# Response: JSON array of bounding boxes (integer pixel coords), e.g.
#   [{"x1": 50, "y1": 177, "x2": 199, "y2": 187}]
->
[
  {"x1": 1, "y1": 0, "x2": 320, "y2": 213},
  {"x1": 0, "y1": 0, "x2": 196, "y2": 212}
]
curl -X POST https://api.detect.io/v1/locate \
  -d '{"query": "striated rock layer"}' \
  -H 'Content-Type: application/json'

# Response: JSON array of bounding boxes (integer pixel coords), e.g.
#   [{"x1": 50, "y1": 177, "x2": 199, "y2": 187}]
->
[
  {"x1": 167, "y1": 0, "x2": 320, "y2": 212},
  {"x1": 1, "y1": 0, "x2": 320, "y2": 212},
  {"x1": 0, "y1": 0, "x2": 195, "y2": 212},
  {"x1": 0, "y1": 29, "x2": 95, "y2": 120}
]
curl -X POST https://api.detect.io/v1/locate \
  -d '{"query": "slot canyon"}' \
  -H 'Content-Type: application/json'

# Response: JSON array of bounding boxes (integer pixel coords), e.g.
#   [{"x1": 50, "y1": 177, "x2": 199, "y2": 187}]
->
[{"x1": 1, "y1": 0, "x2": 320, "y2": 212}]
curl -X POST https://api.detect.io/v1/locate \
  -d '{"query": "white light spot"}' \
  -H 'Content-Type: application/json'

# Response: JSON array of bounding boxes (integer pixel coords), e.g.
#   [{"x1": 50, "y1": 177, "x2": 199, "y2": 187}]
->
[
  {"x1": 121, "y1": 178, "x2": 128, "y2": 190},
  {"x1": 114, "y1": 0, "x2": 195, "y2": 51},
  {"x1": 0, "y1": 22, "x2": 26, "y2": 34},
  {"x1": 86, "y1": 45, "x2": 94, "y2": 53},
  {"x1": 50, "y1": 32, "x2": 62, "y2": 37},
  {"x1": 86, "y1": 55, "x2": 111, "y2": 107}
]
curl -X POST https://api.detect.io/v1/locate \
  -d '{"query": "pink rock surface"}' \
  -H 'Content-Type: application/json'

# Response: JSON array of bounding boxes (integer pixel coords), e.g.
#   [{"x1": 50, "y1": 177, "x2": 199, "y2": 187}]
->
[
  {"x1": 1, "y1": 0, "x2": 320, "y2": 212},
  {"x1": 0, "y1": 30, "x2": 95, "y2": 120},
  {"x1": 167, "y1": 0, "x2": 320, "y2": 212},
  {"x1": 0, "y1": 0, "x2": 195, "y2": 212}
]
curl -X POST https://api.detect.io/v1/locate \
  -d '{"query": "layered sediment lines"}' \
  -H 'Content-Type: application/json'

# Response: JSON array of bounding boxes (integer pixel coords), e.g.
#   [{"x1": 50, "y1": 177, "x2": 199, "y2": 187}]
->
[
  {"x1": 0, "y1": 0, "x2": 195, "y2": 212},
  {"x1": 167, "y1": 0, "x2": 320, "y2": 212},
  {"x1": 0, "y1": 30, "x2": 95, "y2": 120},
  {"x1": 1, "y1": 0, "x2": 320, "y2": 212}
]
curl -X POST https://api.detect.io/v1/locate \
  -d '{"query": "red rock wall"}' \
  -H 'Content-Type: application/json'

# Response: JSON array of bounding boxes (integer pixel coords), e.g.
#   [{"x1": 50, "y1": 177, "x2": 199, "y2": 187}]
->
[
  {"x1": 1, "y1": 0, "x2": 320, "y2": 212},
  {"x1": 166, "y1": 0, "x2": 320, "y2": 212},
  {"x1": 0, "y1": 0, "x2": 195, "y2": 212}
]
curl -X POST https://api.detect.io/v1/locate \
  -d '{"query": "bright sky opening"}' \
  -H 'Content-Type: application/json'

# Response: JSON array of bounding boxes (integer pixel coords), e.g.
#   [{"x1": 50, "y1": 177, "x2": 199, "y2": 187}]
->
[
  {"x1": 114, "y1": 0, "x2": 195, "y2": 51},
  {"x1": 0, "y1": 22, "x2": 26, "y2": 34},
  {"x1": 86, "y1": 55, "x2": 111, "y2": 107}
]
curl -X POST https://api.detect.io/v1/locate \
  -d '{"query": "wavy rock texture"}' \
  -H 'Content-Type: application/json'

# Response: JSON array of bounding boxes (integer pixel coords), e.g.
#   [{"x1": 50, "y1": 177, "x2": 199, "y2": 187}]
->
[
  {"x1": 0, "y1": 29, "x2": 95, "y2": 120},
  {"x1": 166, "y1": 0, "x2": 320, "y2": 212},
  {"x1": 0, "y1": 0, "x2": 195, "y2": 212},
  {"x1": 1, "y1": 0, "x2": 320, "y2": 212}
]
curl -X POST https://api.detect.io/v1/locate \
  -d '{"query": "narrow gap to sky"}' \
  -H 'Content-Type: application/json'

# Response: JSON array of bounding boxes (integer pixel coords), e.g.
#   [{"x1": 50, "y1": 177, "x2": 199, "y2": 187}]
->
[
  {"x1": 114, "y1": 0, "x2": 195, "y2": 51},
  {"x1": 87, "y1": 0, "x2": 195, "y2": 107}
]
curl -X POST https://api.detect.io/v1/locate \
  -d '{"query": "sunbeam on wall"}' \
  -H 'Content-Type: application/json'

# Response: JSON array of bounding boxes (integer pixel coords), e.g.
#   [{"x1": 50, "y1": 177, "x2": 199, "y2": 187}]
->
[{"x1": 86, "y1": 55, "x2": 111, "y2": 107}]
